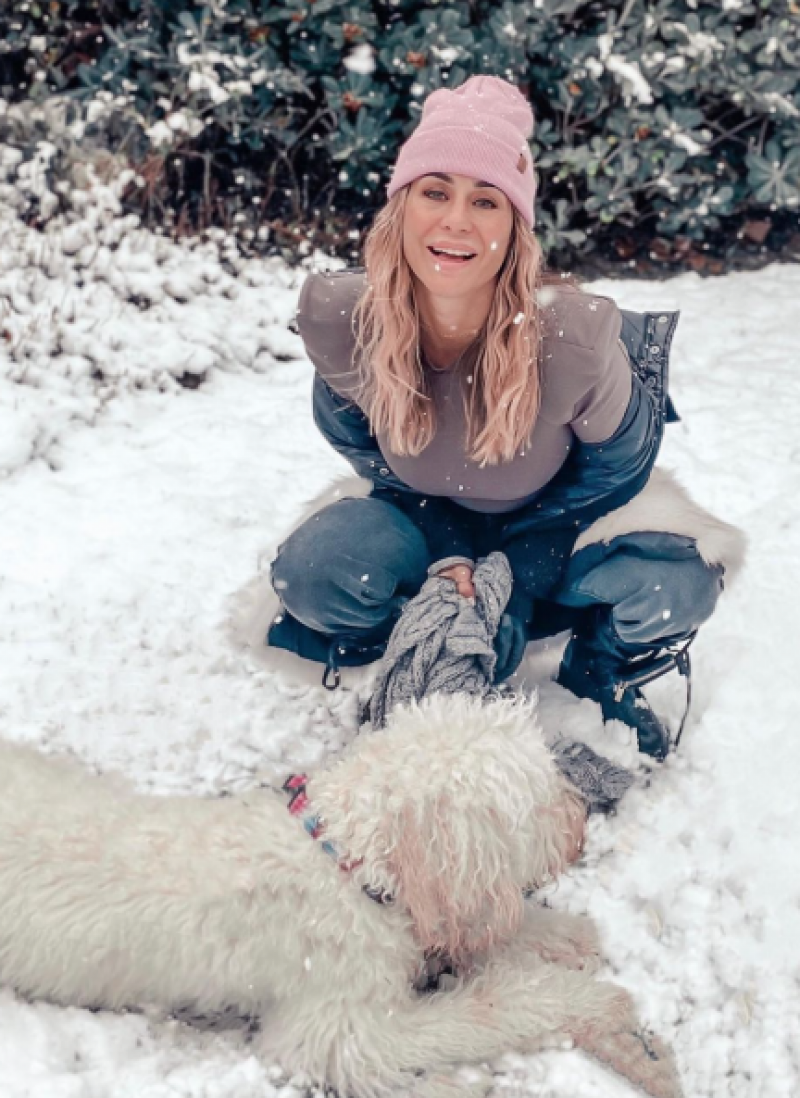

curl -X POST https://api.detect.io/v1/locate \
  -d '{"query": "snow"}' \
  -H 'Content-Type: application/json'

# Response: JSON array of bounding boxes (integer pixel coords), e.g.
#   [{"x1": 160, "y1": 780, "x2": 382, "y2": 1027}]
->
[
  {"x1": 1, "y1": 174, "x2": 799, "y2": 1097},
  {"x1": 343, "y1": 43, "x2": 376, "y2": 76}
]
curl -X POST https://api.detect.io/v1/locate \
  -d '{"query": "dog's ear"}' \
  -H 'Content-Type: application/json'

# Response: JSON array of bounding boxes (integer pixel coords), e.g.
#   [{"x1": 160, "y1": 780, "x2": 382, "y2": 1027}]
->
[
  {"x1": 384, "y1": 781, "x2": 585, "y2": 965},
  {"x1": 385, "y1": 792, "x2": 525, "y2": 964}
]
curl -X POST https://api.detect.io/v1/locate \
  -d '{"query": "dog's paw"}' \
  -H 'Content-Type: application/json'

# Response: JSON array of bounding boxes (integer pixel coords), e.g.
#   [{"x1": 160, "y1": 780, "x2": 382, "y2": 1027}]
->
[
  {"x1": 538, "y1": 922, "x2": 601, "y2": 973},
  {"x1": 520, "y1": 909, "x2": 601, "y2": 972},
  {"x1": 575, "y1": 1025, "x2": 684, "y2": 1098},
  {"x1": 570, "y1": 981, "x2": 636, "y2": 1037}
]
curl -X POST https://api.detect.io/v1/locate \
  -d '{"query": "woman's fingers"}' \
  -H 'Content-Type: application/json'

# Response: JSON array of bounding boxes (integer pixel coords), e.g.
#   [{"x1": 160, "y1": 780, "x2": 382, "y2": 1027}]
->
[{"x1": 437, "y1": 564, "x2": 476, "y2": 599}]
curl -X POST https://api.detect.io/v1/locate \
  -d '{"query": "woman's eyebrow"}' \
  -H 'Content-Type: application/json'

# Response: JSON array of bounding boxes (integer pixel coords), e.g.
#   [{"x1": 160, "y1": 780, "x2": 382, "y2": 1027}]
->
[{"x1": 423, "y1": 172, "x2": 500, "y2": 191}]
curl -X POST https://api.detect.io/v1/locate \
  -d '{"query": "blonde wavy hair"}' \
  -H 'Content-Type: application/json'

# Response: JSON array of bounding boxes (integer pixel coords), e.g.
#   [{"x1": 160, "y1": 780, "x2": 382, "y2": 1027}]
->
[{"x1": 351, "y1": 186, "x2": 575, "y2": 467}]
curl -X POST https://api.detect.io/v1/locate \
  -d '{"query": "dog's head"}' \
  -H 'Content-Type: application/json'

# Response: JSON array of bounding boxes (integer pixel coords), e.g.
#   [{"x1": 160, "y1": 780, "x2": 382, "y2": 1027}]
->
[{"x1": 309, "y1": 692, "x2": 585, "y2": 966}]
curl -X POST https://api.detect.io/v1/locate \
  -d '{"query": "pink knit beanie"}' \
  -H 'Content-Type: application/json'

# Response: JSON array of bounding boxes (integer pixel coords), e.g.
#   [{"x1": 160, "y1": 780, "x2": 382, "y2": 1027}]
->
[{"x1": 386, "y1": 75, "x2": 537, "y2": 228}]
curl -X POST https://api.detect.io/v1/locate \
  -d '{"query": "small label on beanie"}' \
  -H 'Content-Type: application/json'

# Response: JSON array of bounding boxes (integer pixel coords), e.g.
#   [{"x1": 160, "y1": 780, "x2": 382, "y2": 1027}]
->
[{"x1": 517, "y1": 151, "x2": 527, "y2": 173}]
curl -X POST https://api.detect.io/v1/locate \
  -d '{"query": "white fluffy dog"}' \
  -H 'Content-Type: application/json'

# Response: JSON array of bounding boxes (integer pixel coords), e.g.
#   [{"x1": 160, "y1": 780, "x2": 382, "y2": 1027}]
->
[{"x1": 0, "y1": 694, "x2": 681, "y2": 1098}]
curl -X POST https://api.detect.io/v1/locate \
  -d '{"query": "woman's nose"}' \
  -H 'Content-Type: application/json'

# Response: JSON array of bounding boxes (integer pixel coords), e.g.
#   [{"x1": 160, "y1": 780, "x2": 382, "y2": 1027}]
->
[{"x1": 440, "y1": 198, "x2": 474, "y2": 232}]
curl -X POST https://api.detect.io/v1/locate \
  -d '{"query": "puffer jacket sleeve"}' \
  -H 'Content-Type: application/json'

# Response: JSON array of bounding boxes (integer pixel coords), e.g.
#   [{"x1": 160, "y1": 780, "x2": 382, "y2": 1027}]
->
[
  {"x1": 312, "y1": 373, "x2": 406, "y2": 488},
  {"x1": 312, "y1": 373, "x2": 476, "y2": 564}
]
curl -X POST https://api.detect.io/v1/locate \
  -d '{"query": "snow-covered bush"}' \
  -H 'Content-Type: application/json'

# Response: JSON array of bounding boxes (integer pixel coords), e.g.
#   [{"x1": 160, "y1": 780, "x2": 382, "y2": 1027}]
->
[
  {"x1": 0, "y1": 153, "x2": 309, "y2": 478},
  {"x1": 1, "y1": 1, "x2": 798, "y2": 268}
]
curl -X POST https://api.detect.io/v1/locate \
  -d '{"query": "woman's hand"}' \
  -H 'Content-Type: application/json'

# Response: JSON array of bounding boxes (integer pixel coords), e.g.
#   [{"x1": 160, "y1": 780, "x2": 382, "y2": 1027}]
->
[{"x1": 436, "y1": 563, "x2": 476, "y2": 599}]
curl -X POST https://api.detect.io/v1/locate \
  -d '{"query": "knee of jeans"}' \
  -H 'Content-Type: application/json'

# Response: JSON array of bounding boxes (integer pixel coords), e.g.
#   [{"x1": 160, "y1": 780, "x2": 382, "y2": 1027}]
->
[
  {"x1": 269, "y1": 542, "x2": 295, "y2": 599},
  {"x1": 691, "y1": 561, "x2": 725, "y2": 624},
  {"x1": 271, "y1": 545, "x2": 407, "y2": 634},
  {"x1": 269, "y1": 539, "x2": 326, "y2": 612},
  {"x1": 614, "y1": 557, "x2": 723, "y2": 646}
]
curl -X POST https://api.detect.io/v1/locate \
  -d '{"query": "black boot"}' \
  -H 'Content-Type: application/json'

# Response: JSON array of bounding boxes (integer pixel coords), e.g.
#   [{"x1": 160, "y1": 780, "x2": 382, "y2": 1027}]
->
[
  {"x1": 557, "y1": 634, "x2": 695, "y2": 761},
  {"x1": 267, "y1": 609, "x2": 392, "y2": 689}
]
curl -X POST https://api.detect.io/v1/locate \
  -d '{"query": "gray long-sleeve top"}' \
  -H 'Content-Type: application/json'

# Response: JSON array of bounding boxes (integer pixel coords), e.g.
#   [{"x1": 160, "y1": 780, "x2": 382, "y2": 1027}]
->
[{"x1": 296, "y1": 268, "x2": 633, "y2": 514}]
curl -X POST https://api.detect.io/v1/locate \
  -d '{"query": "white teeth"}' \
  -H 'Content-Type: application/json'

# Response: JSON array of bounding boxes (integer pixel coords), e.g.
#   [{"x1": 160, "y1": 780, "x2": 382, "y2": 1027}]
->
[{"x1": 430, "y1": 247, "x2": 475, "y2": 258}]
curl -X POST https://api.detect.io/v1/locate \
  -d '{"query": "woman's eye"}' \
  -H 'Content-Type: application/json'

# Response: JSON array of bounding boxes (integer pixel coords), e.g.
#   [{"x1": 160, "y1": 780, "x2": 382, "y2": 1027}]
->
[{"x1": 422, "y1": 189, "x2": 497, "y2": 209}]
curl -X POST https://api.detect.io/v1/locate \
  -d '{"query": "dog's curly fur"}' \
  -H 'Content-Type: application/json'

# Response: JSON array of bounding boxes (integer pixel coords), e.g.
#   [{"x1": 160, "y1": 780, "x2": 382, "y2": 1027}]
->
[{"x1": 0, "y1": 694, "x2": 681, "y2": 1098}]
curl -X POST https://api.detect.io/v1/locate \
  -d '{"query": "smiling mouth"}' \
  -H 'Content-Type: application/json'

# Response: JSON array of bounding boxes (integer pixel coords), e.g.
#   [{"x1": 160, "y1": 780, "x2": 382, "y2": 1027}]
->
[{"x1": 428, "y1": 247, "x2": 477, "y2": 263}]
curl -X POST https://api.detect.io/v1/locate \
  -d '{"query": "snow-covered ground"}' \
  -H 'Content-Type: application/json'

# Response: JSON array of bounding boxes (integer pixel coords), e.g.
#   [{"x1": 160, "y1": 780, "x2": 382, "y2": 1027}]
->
[{"x1": 1, "y1": 174, "x2": 799, "y2": 1098}]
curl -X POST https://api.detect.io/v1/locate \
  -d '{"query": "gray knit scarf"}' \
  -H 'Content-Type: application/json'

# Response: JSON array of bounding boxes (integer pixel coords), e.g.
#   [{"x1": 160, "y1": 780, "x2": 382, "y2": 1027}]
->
[{"x1": 368, "y1": 551, "x2": 633, "y2": 815}]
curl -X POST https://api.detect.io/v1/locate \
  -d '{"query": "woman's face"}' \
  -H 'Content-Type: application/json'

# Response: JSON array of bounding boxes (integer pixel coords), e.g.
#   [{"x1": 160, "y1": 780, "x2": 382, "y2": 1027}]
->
[{"x1": 402, "y1": 173, "x2": 514, "y2": 300}]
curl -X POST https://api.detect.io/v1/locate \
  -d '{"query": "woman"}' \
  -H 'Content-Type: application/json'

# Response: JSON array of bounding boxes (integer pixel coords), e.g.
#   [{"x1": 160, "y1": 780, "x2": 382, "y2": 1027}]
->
[{"x1": 258, "y1": 75, "x2": 745, "y2": 760}]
